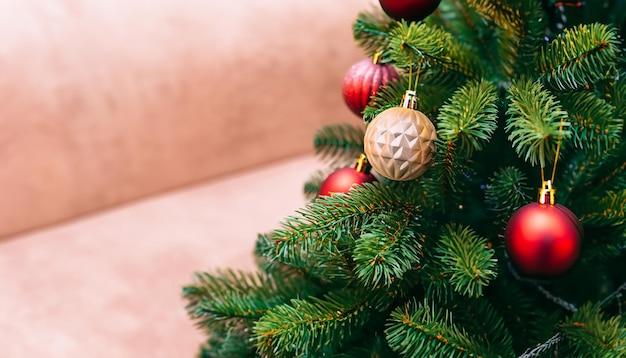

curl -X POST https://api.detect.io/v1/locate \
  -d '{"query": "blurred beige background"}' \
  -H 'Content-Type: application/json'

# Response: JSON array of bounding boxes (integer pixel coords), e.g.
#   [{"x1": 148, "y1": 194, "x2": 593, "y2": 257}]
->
[
  {"x1": 0, "y1": 0, "x2": 368, "y2": 239},
  {"x1": 0, "y1": 0, "x2": 371, "y2": 356}
]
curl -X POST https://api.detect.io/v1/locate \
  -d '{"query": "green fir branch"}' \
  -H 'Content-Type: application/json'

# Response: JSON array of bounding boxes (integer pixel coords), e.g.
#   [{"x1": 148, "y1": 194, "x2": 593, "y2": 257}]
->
[
  {"x1": 485, "y1": 166, "x2": 532, "y2": 224},
  {"x1": 386, "y1": 299, "x2": 475, "y2": 357},
  {"x1": 273, "y1": 182, "x2": 419, "y2": 247},
  {"x1": 437, "y1": 79, "x2": 499, "y2": 157},
  {"x1": 387, "y1": 21, "x2": 484, "y2": 78},
  {"x1": 560, "y1": 303, "x2": 626, "y2": 357},
  {"x1": 449, "y1": 298, "x2": 515, "y2": 357},
  {"x1": 253, "y1": 290, "x2": 370, "y2": 357},
  {"x1": 275, "y1": 231, "x2": 354, "y2": 286},
  {"x1": 353, "y1": 211, "x2": 423, "y2": 289},
  {"x1": 363, "y1": 77, "x2": 409, "y2": 123},
  {"x1": 259, "y1": 230, "x2": 354, "y2": 287},
  {"x1": 313, "y1": 123, "x2": 365, "y2": 164},
  {"x1": 428, "y1": 0, "x2": 493, "y2": 57},
  {"x1": 303, "y1": 169, "x2": 328, "y2": 201},
  {"x1": 184, "y1": 270, "x2": 312, "y2": 323},
  {"x1": 559, "y1": 141, "x2": 626, "y2": 203},
  {"x1": 598, "y1": 150, "x2": 626, "y2": 193},
  {"x1": 183, "y1": 270, "x2": 319, "y2": 357},
  {"x1": 254, "y1": 233, "x2": 352, "y2": 289},
  {"x1": 434, "y1": 224, "x2": 497, "y2": 298},
  {"x1": 352, "y1": 9, "x2": 398, "y2": 59},
  {"x1": 268, "y1": 183, "x2": 421, "y2": 284},
  {"x1": 336, "y1": 333, "x2": 396, "y2": 358},
  {"x1": 558, "y1": 90, "x2": 623, "y2": 152},
  {"x1": 489, "y1": 278, "x2": 563, "y2": 354},
  {"x1": 417, "y1": 67, "x2": 469, "y2": 115},
  {"x1": 465, "y1": 0, "x2": 522, "y2": 32},
  {"x1": 386, "y1": 298, "x2": 514, "y2": 357},
  {"x1": 505, "y1": 78, "x2": 572, "y2": 168},
  {"x1": 611, "y1": 76, "x2": 626, "y2": 133},
  {"x1": 420, "y1": 136, "x2": 483, "y2": 218},
  {"x1": 198, "y1": 326, "x2": 256, "y2": 358},
  {"x1": 512, "y1": 0, "x2": 547, "y2": 77},
  {"x1": 578, "y1": 226, "x2": 626, "y2": 262},
  {"x1": 420, "y1": 139, "x2": 465, "y2": 212},
  {"x1": 537, "y1": 23, "x2": 621, "y2": 91},
  {"x1": 579, "y1": 190, "x2": 626, "y2": 227},
  {"x1": 464, "y1": 0, "x2": 524, "y2": 78},
  {"x1": 492, "y1": 26, "x2": 521, "y2": 80}
]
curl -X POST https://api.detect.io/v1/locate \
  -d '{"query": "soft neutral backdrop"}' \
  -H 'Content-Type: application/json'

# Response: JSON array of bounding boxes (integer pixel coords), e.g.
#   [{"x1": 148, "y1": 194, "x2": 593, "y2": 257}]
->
[
  {"x1": 0, "y1": 0, "x2": 368, "y2": 238},
  {"x1": 0, "y1": 155, "x2": 318, "y2": 357}
]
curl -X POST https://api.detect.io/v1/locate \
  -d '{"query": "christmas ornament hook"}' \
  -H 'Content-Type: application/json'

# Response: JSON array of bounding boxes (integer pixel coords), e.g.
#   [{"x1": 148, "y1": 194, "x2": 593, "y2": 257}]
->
[
  {"x1": 355, "y1": 153, "x2": 369, "y2": 173},
  {"x1": 372, "y1": 51, "x2": 382, "y2": 64},
  {"x1": 538, "y1": 180, "x2": 556, "y2": 205},
  {"x1": 401, "y1": 90, "x2": 418, "y2": 109}
]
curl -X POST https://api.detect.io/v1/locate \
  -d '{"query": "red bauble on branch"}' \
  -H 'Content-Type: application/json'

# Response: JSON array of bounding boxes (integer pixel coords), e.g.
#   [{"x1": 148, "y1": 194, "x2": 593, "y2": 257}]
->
[
  {"x1": 379, "y1": 0, "x2": 442, "y2": 23},
  {"x1": 505, "y1": 182, "x2": 583, "y2": 277},
  {"x1": 342, "y1": 56, "x2": 399, "y2": 117},
  {"x1": 318, "y1": 155, "x2": 377, "y2": 197}
]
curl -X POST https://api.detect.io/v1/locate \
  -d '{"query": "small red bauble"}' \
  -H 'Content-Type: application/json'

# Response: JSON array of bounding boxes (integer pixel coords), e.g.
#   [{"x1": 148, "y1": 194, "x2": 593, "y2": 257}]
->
[
  {"x1": 342, "y1": 58, "x2": 399, "y2": 117},
  {"x1": 505, "y1": 202, "x2": 583, "y2": 277},
  {"x1": 379, "y1": 0, "x2": 442, "y2": 23},
  {"x1": 318, "y1": 163, "x2": 377, "y2": 197}
]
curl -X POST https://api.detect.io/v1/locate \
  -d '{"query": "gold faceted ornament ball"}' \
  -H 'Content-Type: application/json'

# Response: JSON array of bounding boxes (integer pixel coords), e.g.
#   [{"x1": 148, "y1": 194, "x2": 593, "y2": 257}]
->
[{"x1": 364, "y1": 106, "x2": 437, "y2": 181}]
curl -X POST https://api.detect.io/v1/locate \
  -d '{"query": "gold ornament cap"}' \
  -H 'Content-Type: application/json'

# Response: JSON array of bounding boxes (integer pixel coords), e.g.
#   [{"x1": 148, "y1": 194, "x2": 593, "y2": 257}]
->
[
  {"x1": 538, "y1": 180, "x2": 556, "y2": 205},
  {"x1": 401, "y1": 90, "x2": 418, "y2": 109},
  {"x1": 354, "y1": 153, "x2": 369, "y2": 173}
]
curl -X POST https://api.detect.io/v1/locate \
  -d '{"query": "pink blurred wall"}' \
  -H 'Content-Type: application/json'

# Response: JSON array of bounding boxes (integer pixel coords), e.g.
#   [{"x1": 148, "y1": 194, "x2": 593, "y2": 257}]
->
[{"x1": 0, "y1": 0, "x2": 369, "y2": 238}]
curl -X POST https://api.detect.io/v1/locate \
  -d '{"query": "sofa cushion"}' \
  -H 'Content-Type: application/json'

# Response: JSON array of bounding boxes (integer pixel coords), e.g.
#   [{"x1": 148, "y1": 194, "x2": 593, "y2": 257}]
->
[{"x1": 0, "y1": 0, "x2": 368, "y2": 238}]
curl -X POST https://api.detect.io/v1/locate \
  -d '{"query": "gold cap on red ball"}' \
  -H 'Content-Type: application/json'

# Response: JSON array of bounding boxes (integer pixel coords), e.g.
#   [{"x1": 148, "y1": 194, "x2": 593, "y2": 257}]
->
[{"x1": 318, "y1": 155, "x2": 377, "y2": 197}]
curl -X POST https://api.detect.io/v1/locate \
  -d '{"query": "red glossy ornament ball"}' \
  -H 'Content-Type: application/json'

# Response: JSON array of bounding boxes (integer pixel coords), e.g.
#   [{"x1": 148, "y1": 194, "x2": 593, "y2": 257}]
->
[
  {"x1": 379, "y1": 0, "x2": 442, "y2": 23},
  {"x1": 505, "y1": 203, "x2": 583, "y2": 277},
  {"x1": 342, "y1": 58, "x2": 399, "y2": 117},
  {"x1": 318, "y1": 167, "x2": 377, "y2": 197}
]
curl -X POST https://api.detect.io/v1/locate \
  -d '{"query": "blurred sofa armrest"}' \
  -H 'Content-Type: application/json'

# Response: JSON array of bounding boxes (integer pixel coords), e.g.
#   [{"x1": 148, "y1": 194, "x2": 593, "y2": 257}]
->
[{"x1": 0, "y1": 0, "x2": 367, "y2": 238}]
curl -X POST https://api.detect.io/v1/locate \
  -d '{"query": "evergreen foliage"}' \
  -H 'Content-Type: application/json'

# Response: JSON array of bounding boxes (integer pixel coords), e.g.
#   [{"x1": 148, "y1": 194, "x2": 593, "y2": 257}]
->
[{"x1": 184, "y1": 1, "x2": 626, "y2": 356}]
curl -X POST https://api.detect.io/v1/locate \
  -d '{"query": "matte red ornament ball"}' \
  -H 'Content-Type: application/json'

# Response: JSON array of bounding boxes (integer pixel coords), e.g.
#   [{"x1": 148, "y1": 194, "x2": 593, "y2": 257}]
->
[
  {"x1": 505, "y1": 202, "x2": 583, "y2": 277},
  {"x1": 342, "y1": 58, "x2": 399, "y2": 117},
  {"x1": 318, "y1": 167, "x2": 377, "y2": 197},
  {"x1": 379, "y1": 0, "x2": 442, "y2": 23}
]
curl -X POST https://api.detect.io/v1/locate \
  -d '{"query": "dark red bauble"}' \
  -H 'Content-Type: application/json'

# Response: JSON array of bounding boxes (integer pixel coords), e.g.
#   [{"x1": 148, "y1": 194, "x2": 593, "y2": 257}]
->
[
  {"x1": 318, "y1": 167, "x2": 377, "y2": 197},
  {"x1": 342, "y1": 58, "x2": 399, "y2": 117},
  {"x1": 505, "y1": 202, "x2": 583, "y2": 277},
  {"x1": 379, "y1": 0, "x2": 442, "y2": 23}
]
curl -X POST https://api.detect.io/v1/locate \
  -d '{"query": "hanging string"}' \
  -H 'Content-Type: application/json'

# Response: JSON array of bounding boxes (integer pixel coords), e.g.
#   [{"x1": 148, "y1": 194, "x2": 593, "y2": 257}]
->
[
  {"x1": 539, "y1": 120, "x2": 565, "y2": 204},
  {"x1": 406, "y1": 52, "x2": 424, "y2": 93},
  {"x1": 413, "y1": 59, "x2": 423, "y2": 93},
  {"x1": 408, "y1": 52, "x2": 414, "y2": 91},
  {"x1": 540, "y1": 121, "x2": 564, "y2": 183},
  {"x1": 402, "y1": 53, "x2": 423, "y2": 110},
  {"x1": 551, "y1": 122, "x2": 564, "y2": 183}
]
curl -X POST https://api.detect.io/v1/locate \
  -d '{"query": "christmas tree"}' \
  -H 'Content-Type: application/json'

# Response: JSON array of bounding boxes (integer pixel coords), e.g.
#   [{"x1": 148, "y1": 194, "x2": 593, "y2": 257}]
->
[{"x1": 183, "y1": 1, "x2": 626, "y2": 356}]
